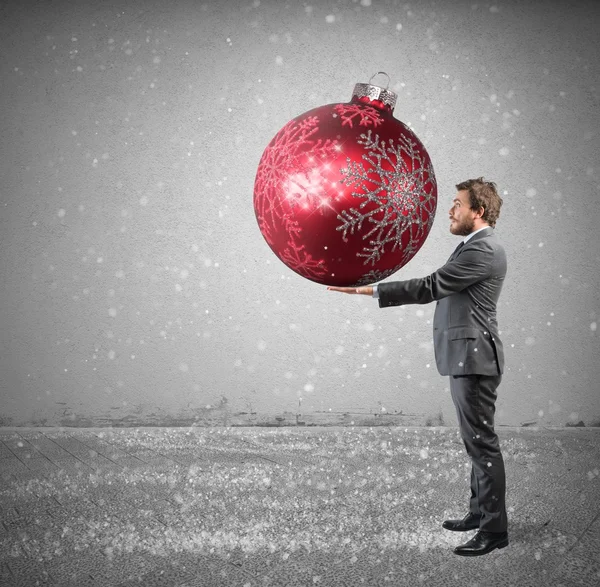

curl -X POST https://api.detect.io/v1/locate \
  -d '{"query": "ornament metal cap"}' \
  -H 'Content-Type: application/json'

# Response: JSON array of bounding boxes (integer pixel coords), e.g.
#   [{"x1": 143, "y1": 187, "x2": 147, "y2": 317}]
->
[{"x1": 352, "y1": 71, "x2": 397, "y2": 111}]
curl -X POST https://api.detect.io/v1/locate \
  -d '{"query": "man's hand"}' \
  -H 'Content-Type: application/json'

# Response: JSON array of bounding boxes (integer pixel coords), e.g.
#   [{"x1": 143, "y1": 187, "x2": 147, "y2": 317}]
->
[{"x1": 327, "y1": 286, "x2": 373, "y2": 296}]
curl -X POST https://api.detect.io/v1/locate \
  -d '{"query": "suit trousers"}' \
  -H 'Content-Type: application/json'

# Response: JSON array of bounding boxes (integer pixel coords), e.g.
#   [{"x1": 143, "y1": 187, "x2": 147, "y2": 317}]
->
[{"x1": 449, "y1": 374, "x2": 508, "y2": 533}]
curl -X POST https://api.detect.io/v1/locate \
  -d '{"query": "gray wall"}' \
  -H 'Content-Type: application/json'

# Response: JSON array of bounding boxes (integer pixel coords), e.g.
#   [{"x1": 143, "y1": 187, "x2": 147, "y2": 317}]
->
[{"x1": 1, "y1": 0, "x2": 599, "y2": 427}]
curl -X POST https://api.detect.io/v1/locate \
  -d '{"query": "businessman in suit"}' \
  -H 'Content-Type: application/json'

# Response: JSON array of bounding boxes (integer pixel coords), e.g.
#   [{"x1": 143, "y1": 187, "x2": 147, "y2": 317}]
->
[{"x1": 328, "y1": 177, "x2": 508, "y2": 556}]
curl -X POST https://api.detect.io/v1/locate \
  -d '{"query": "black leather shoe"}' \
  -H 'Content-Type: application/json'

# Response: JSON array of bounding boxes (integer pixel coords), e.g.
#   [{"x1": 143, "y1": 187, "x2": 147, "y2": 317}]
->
[
  {"x1": 442, "y1": 512, "x2": 482, "y2": 532},
  {"x1": 453, "y1": 531, "x2": 509, "y2": 556}
]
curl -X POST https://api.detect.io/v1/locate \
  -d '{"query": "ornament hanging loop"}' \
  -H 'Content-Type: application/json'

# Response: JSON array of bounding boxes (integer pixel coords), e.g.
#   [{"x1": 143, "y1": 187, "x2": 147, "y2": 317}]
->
[
  {"x1": 369, "y1": 71, "x2": 391, "y2": 90},
  {"x1": 352, "y1": 73, "x2": 397, "y2": 111}
]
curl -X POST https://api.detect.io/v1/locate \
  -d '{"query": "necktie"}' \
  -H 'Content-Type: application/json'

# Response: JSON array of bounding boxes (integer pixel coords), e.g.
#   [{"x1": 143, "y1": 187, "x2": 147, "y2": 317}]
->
[{"x1": 450, "y1": 241, "x2": 464, "y2": 261}]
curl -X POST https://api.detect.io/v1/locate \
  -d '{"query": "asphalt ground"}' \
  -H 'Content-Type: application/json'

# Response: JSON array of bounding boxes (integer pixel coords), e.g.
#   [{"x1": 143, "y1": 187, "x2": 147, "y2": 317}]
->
[{"x1": 1, "y1": 426, "x2": 599, "y2": 586}]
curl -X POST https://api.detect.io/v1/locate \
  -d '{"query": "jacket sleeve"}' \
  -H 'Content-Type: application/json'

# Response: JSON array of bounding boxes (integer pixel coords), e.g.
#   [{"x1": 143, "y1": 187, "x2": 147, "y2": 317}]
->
[{"x1": 377, "y1": 246, "x2": 493, "y2": 307}]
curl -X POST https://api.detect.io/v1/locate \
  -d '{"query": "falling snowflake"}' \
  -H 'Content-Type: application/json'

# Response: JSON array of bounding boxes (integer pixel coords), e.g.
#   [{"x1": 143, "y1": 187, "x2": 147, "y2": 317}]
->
[
  {"x1": 337, "y1": 130, "x2": 436, "y2": 266},
  {"x1": 333, "y1": 103, "x2": 384, "y2": 128}
]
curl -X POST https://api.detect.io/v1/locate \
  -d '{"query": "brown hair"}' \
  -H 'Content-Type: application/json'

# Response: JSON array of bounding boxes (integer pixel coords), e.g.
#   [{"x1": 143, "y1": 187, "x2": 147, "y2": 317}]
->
[{"x1": 455, "y1": 177, "x2": 503, "y2": 227}]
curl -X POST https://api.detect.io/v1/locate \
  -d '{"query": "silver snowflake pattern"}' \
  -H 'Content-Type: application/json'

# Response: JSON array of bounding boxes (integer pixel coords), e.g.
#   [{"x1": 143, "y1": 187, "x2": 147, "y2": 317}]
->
[
  {"x1": 355, "y1": 269, "x2": 394, "y2": 286},
  {"x1": 278, "y1": 214, "x2": 327, "y2": 280},
  {"x1": 254, "y1": 116, "x2": 339, "y2": 247},
  {"x1": 337, "y1": 130, "x2": 436, "y2": 266},
  {"x1": 333, "y1": 103, "x2": 383, "y2": 128},
  {"x1": 280, "y1": 239, "x2": 327, "y2": 281}
]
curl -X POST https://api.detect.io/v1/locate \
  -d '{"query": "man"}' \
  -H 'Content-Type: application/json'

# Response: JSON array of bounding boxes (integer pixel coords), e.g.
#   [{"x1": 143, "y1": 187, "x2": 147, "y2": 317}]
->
[{"x1": 328, "y1": 177, "x2": 508, "y2": 557}]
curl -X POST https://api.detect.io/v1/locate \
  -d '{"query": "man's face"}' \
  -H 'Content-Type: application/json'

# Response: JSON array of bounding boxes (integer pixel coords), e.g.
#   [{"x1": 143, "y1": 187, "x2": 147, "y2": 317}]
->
[{"x1": 449, "y1": 190, "x2": 476, "y2": 236}]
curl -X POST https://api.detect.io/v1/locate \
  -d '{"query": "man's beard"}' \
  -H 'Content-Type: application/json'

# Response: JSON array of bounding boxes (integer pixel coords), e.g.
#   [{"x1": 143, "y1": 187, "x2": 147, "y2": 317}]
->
[{"x1": 450, "y1": 217, "x2": 475, "y2": 236}]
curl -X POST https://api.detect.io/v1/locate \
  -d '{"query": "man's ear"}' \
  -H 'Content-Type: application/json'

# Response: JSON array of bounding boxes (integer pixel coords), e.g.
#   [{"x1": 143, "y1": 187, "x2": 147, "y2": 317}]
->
[{"x1": 474, "y1": 206, "x2": 485, "y2": 219}]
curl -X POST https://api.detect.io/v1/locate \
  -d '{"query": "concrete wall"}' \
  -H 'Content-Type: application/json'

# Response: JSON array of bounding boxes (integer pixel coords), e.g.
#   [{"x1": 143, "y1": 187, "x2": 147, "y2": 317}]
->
[{"x1": 1, "y1": 0, "x2": 599, "y2": 427}]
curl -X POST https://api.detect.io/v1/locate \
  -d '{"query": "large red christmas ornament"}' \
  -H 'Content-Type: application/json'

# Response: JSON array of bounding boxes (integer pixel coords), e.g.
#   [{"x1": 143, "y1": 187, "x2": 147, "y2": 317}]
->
[{"x1": 253, "y1": 73, "x2": 437, "y2": 287}]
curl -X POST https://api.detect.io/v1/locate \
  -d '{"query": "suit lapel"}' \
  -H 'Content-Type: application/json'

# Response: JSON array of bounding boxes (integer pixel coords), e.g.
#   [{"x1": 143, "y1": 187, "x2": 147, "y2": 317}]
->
[{"x1": 447, "y1": 227, "x2": 493, "y2": 262}]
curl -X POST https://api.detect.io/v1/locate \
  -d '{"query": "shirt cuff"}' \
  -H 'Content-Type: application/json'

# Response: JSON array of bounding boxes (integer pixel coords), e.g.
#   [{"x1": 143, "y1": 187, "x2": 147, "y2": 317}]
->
[{"x1": 372, "y1": 284, "x2": 379, "y2": 298}]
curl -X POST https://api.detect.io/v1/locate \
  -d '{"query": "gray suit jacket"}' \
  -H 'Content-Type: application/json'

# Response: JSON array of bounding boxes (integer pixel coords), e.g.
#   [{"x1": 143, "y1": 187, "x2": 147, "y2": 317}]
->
[{"x1": 377, "y1": 227, "x2": 506, "y2": 376}]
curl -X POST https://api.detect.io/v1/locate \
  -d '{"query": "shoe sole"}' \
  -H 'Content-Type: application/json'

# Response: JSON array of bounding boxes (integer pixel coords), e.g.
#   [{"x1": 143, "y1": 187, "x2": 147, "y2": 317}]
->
[
  {"x1": 453, "y1": 539, "x2": 509, "y2": 556},
  {"x1": 442, "y1": 525, "x2": 480, "y2": 532}
]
